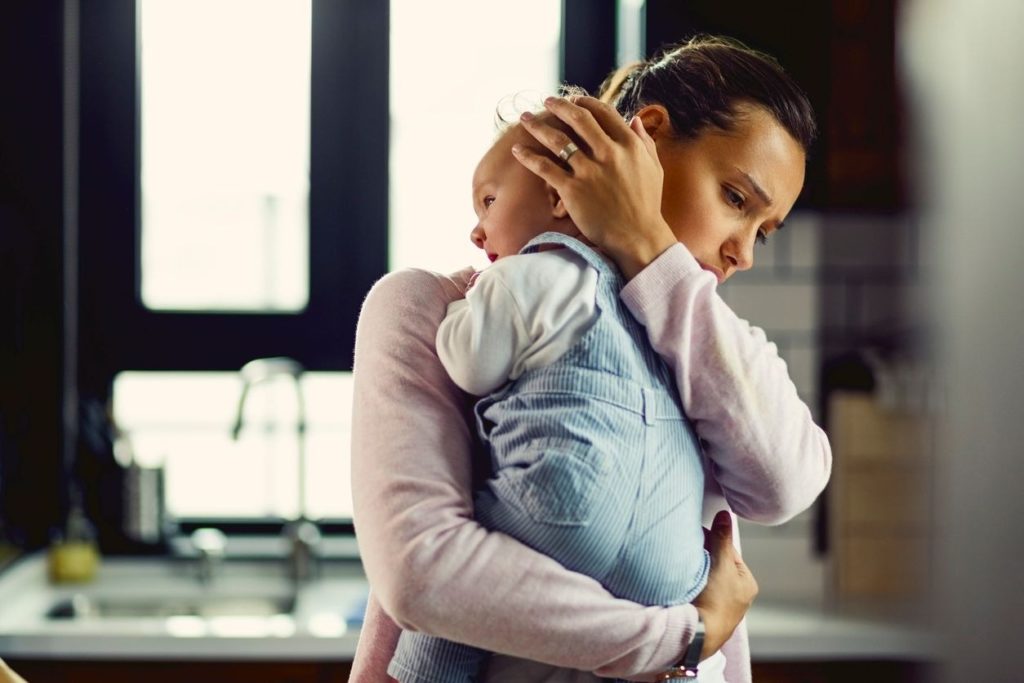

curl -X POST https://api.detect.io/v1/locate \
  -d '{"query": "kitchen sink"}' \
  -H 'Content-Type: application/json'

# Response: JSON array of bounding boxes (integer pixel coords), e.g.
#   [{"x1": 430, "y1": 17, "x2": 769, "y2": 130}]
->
[
  {"x1": 0, "y1": 552, "x2": 371, "y2": 650},
  {"x1": 47, "y1": 593, "x2": 297, "y2": 620}
]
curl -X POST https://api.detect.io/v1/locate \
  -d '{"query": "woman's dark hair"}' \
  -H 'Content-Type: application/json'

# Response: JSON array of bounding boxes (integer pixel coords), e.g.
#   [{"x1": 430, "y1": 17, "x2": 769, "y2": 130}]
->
[{"x1": 599, "y1": 35, "x2": 817, "y2": 152}]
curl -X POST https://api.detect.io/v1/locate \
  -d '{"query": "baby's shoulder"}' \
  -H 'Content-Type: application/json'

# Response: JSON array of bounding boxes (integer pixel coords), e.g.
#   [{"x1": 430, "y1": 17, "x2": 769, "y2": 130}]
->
[
  {"x1": 489, "y1": 249, "x2": 591, "y2": 286},
  {"x1": 485, "y1": 249, "x2": 597, "y2": 311}
]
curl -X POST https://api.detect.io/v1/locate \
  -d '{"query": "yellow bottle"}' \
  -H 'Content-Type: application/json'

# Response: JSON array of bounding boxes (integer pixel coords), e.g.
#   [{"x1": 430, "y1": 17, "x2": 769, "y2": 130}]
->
[{"x1": 47, "y1": 506, "x2": 100, "y2": 584}]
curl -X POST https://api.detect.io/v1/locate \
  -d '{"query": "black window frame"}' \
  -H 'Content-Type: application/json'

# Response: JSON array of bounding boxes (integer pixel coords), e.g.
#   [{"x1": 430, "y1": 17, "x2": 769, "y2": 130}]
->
[
  {"x1": 78, "y1": 0, "x2": 389, "y2": 393},
  {"x1": 75, "y1": 0, "x2": 389, "y2": 537},
  {"x1": 73, "y1": 0, "x2": 612, "y2": 536}
]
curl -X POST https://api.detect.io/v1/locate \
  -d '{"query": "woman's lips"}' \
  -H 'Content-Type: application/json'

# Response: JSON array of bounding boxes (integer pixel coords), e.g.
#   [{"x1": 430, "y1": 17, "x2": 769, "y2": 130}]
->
[{"x1": 698, "y1": 262, "x2": 726, "y2": 284}]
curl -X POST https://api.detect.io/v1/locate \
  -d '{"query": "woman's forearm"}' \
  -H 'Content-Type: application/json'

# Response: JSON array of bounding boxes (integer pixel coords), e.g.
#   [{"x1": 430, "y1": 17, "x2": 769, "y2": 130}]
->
[
  {"x1": 621, "y1": 244, "x2": 832, "y2": 524},
  {"x1": 351, "y1": 269, "x2": 697, "y2": 679},
  {"x1": 350, "y1": 593, "x2": 401, "y2": 683}
]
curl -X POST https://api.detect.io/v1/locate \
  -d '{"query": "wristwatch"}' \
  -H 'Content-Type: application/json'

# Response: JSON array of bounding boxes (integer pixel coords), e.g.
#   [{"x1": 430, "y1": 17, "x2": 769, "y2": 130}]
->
[{"x1": 655, "y1": 613, "x2": 704, "y2": 680}]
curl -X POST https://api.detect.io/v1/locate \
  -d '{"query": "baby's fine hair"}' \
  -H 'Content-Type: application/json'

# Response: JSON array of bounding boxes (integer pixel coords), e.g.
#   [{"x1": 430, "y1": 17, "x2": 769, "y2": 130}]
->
[
  {"x1": 599, "y1": 35, "x2": 818, "y2": 152},
  {"x1": 492, "y1": 85, "x2": 589, "y2": 137}
]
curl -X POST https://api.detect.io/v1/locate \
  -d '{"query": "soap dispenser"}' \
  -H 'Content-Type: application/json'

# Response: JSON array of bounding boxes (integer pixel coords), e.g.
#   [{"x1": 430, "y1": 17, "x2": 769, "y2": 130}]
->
[{"x1": 47, "y1": 493, "x2": 100, "y2": 584}]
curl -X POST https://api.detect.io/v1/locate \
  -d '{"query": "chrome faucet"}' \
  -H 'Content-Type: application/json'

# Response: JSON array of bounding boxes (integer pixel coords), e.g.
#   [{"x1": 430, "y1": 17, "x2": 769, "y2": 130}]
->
[{"x1": 231, "y1": 357, "x2": 321, "y2": 585}]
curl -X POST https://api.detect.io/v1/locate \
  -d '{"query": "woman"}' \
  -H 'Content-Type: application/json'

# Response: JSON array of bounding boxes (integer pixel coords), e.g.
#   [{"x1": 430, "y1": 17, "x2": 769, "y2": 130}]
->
[{"x1": 351, "y1": 36, "x2": 830, "y2": 682}]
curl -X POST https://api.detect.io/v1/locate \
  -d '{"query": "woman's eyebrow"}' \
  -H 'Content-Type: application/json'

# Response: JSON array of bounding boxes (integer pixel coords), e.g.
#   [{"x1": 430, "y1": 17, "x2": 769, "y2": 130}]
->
[{"x1": 735, "y1": 168, "x2": 774, "y2": 207}]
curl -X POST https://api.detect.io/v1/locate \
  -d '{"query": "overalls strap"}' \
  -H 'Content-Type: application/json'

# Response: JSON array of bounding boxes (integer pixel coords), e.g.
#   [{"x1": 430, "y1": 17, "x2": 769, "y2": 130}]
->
[{"x1": 519, "y1": 231, "x2": 620, "y2": 283}]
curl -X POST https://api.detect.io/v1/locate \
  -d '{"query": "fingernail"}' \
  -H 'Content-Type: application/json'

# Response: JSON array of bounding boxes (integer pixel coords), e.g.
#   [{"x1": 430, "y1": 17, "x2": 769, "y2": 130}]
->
[
  {"x1": 520, "y1": 111, "x2": 534, "y2": 122},
  {"x1": 511, "y1": 143, "x2": 523, "y2": 155},
  {"x1": 544, "y1": 96, "x2": 556, "y2": 106}
]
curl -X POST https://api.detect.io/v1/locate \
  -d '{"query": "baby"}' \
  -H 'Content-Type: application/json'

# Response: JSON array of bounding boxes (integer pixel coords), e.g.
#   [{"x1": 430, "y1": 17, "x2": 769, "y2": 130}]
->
[{"x1": 387, "y1": 113, "x2": 717, "y2": 683}]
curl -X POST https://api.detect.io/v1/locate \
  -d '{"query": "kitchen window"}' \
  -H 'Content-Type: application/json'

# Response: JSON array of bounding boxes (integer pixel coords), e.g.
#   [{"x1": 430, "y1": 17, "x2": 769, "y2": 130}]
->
[
  {"x1": 84, "y1": 0, "x2": 566, "y2": 525},
  {"x1": 138, "y1": 0, "x2": 312, "y2": 313},
  {"x1": 78, "y1": 0, "x2": 388, "y2": 527}
]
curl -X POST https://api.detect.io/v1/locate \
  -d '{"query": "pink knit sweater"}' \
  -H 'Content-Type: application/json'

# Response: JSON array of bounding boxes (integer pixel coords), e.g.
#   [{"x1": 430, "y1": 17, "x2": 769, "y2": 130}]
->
[{"x1": 350, "y1": 244, "x2": 832, "y2": 682}]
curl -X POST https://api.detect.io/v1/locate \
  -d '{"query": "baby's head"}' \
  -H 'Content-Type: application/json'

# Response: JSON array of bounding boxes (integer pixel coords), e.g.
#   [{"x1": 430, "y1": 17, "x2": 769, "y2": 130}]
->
[{"x1": 469, "y1": 112, "x2": 582, "y2": 262}]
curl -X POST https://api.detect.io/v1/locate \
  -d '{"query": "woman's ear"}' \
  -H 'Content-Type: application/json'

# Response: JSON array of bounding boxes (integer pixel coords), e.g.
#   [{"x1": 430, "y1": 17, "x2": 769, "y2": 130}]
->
[
  {"x1": 635, "y1": 104, "x2": 673, "y2": 140},
  {"x1": 546, "y1": 184, "x2": 569, "y2": 219}
]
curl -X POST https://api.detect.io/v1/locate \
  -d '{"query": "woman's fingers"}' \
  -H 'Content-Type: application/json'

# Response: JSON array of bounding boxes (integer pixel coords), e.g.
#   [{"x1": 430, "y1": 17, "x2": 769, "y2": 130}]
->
[
  {"x1": 511, "y1": 142, "x2": 571, "y2": 191},
  {"x1": 519, "y1": 111, "x2": 589, "y2": 170},
  {"x1": 526, "y1": 95, "x2": 635, "y2": 162},
  {"x1": 629, "y1": 113, "x2": 660, "y2": 161},
  {"x1": 532, "y1": 97, "x2": 609, "y2": 156},
  {"x1": 570, "y1": 96, "x2": 636, "y2": 146}
]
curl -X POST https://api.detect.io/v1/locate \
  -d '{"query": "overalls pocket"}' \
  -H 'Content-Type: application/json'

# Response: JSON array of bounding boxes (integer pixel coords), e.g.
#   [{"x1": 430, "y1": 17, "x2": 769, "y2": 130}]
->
[{"x1": 494, "y1": 437, "x2": 607, "y2": 527}]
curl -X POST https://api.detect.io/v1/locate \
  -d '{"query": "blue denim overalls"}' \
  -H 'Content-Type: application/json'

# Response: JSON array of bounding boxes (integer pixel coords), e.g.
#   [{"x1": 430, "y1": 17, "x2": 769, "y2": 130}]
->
[{"x1": 389, "y1": 233, "x2": 709, "y2": 683}]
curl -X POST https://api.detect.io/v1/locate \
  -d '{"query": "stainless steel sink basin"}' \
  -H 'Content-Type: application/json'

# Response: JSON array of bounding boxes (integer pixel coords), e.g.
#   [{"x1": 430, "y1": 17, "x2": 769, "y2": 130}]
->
[
  {"x1": 0, "y1": 552, "x2": 372, "y2": 655},
  {"x1": 47, "y1": 593, "x2": 297, "y2": 620}
]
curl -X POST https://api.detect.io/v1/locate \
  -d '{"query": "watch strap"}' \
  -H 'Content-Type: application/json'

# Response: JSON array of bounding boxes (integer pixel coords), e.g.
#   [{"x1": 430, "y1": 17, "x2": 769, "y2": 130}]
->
[
  {"x1": 655, "y1": 614, "x2": 704, "y2": 680},
  {"x1": 681, "y1": 614, "x2": 704, "y2": 670}
]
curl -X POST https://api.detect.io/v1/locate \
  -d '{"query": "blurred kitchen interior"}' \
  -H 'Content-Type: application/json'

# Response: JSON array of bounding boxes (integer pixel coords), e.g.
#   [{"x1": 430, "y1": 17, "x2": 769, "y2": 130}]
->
[{"x1": 1, "y1": 1, "x2": 1022, "y2": 681}]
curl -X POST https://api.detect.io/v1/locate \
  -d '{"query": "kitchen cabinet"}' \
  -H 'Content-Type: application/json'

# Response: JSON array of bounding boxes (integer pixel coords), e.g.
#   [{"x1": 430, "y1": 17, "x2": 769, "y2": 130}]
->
[
  {"x1": 828, "y1": 392, "x2": 934, "y2": 603},
  {"x1": 644, "y1": 0, "x2": 905, "y2": 210}
]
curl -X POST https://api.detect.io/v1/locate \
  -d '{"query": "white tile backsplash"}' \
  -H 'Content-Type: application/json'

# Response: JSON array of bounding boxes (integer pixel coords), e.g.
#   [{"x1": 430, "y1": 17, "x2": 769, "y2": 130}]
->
[
  {"x1": 723, "y1": 282, "x2": 819, "y2": 334},
  {"x1": 787, "y1": 212, "x2": 823, "y2": 270}
]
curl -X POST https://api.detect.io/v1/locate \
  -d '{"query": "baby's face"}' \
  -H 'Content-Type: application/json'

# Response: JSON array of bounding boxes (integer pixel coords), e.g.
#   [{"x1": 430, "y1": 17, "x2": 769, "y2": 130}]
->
[{"x1": 469, "y1": 125, "x2": 564, "y2": 262}]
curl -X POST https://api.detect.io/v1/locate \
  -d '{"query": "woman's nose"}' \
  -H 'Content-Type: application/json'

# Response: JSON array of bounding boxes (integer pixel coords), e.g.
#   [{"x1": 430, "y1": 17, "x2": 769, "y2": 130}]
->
[
  {"x1": 723, "y1": 233, "x2": 755, "y2": 273},
  {"x1": 470, "y1": 225, "x2": 486, "y2": 250}
]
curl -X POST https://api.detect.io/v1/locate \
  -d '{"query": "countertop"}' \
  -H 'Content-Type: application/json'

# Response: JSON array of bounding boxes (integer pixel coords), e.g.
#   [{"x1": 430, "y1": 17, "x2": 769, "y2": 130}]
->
[{"x1": 0, "y1": 551, "x2": 936, "y2": 662}]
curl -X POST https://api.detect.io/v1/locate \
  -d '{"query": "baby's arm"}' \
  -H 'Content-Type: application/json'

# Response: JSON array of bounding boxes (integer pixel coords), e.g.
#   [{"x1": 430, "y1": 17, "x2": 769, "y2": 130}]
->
[
  {"x1": 352, "y1": 267, "x2": 697, "y2": 680},
  {"x1": 435, "y1": 265, "x2": 530, "y2": 396},
  {"x1": 621, "y1": 243, "x2": 832, "y2": 525},
  {"x1": 436, "y1": 251, "x2": 598, "y2": 396}
]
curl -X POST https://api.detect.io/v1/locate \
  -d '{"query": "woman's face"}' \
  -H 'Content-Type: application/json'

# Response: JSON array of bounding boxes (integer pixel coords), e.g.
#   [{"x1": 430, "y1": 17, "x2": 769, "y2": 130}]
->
[{"x1": 652, "y1": 104, "x2": 806, "y2": 283}]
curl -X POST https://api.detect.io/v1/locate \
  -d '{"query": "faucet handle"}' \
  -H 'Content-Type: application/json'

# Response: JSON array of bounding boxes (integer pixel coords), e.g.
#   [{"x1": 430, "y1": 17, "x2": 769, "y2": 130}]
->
[
  {"x1": 286, "y1": 519, "x2": 322, "y2": 584},
  {"x1": 191, "y1": 527, "x2": 227, "y2": 585}
]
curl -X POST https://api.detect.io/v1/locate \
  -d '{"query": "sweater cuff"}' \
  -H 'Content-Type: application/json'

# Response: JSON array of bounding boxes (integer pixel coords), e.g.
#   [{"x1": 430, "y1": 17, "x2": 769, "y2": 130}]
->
[
  {"x1": 620, "y1": 243, "x2": 708, "y2": 315},
  {"x1": 653, "y1": 603, "x2": 703, "y2": 673}
]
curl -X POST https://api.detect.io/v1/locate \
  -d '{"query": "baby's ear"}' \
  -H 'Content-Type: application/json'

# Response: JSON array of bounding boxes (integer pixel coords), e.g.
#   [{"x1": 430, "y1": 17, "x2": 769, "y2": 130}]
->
[{"x1": 546, "y1": 184, "x2": 569, "y2": 218}]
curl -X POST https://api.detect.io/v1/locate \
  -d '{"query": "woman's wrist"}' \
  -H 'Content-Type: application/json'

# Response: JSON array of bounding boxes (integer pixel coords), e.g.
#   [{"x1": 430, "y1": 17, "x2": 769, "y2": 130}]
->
[
  {"x1": 606, "y1": 220, "x2": 677, "y2": 281},
  {"x1": 694, "y1": 607, "x2": 727, "y2": 662}
]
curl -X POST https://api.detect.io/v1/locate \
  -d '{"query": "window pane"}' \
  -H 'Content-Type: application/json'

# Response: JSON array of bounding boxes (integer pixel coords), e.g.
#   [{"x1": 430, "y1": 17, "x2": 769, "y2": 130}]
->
[
  {"x1": 138, "y1": 0, "x2": 311, "y2": 311},
  {"x1": 113, "y1": 371, "x2": 354, "y2": 521},
  {"x1": 389, "y1": 1, "x2": 562, "y2": 273}
]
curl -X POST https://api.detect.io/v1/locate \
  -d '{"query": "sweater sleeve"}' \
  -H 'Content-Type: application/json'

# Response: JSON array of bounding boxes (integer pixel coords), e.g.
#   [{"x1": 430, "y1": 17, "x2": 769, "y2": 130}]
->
[
  {"x1": 349, "y1": 592, "x2": 401, "y2": 683},
  {"x1": 351, "y1": 268, "x2": 699, "y2": 680},
  {"x1": 621, "y1": 244, "x2": 833, "y2": 525}
]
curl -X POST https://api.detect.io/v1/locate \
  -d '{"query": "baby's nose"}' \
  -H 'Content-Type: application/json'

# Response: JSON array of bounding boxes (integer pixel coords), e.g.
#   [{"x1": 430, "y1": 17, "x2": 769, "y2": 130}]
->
[{"x1": 470, "y1": 225, "x2": 486, "y2": 249}]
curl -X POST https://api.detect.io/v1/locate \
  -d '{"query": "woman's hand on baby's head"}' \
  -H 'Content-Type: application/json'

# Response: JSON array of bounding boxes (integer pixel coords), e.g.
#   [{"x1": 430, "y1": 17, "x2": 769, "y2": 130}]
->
[{"x1": 512, "y1": 96, "x2": 677, "y2": 280}]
